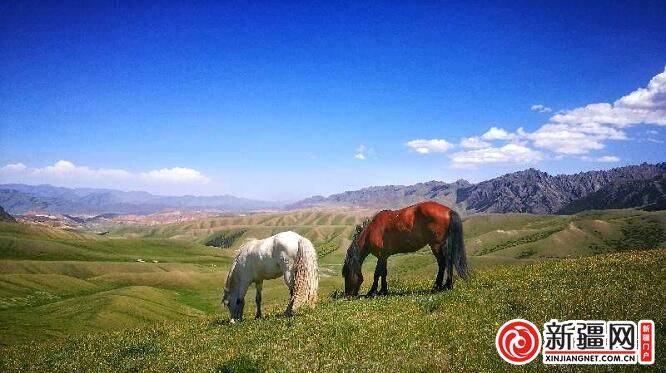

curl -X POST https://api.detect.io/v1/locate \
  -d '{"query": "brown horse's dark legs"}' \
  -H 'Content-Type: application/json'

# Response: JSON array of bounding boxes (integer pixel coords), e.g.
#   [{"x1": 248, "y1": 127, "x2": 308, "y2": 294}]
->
[
  {"x1": 378, "y1": 258, "x2": 388, "y2": 295},
  {"x1": 443, "y1": 250, "x2": 453, "y2": 290},
  {"x1": 366, "y1": 258, "x2": 388, "y2": 297},
  {"x1": 366, "y1": 260, "x2": 382, "y2": 297},
  {"x1": 433, "y1": 253, "x2": 445, "y2": 291}
]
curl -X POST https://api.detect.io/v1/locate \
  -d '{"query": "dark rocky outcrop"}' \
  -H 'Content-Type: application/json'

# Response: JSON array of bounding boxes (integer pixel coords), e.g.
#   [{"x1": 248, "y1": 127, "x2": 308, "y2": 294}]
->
[
  {"x1": 558, "y1": 174, "x2": 666, "y2": 214},
  {"x1": 0, "y1": 205, "x2": 16, "y2": 222}
]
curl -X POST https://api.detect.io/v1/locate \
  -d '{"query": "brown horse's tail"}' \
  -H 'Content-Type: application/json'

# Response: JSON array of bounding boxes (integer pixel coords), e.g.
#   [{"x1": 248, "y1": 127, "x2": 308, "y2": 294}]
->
[{"x1": 446, "y1": 209, "x2": 469, "y2": 279}]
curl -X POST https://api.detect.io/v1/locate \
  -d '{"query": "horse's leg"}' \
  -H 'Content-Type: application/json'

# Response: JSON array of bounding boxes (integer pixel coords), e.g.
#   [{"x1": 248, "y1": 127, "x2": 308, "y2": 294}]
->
[
  {"x1": 443, "y1": 248, "x2": 454, "y2": 290},
  {"x1": 255, "y1": 281, "x2": 263, "y2": 319},
  {"x1": 283, "y1": 266, "x2": 296, "y2": 317},
  {"x1": 378, "y1": 258, "x2": 388, "y2": 296},
  {"x1": 431, "y1": 245, "x2": 445, "y2": 291},
  {"x1": 282, "y1": 264, "x2": 294, "y2": 297},
  {"x1": 365, "y1": 260, "x2": 381, "y2": 298},
  {"x1": 434, "y1": 254, "x2": 446, "y2": 291}
]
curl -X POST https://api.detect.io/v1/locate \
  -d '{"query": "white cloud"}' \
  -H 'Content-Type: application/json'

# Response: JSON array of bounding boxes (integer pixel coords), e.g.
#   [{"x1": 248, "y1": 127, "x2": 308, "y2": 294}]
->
[
  {"x1": 405, "y1": 139, "x2": 454, "y2": 154},
  {"x1": 1, "y1": 160, "x2": 211, "y2": 190},
  {"x1": 140, "y1": 167, "x2": 210, "y2": 183},
  {"x1": 459, "y1": 137, "x2": 490, "y2": 149},
  {"x1": 442, "y1": 67, "x2": 666, "y2": 163},
  {"x1": 551, "y1": 67, "x2": 666, "y2": 127},
  {"x1": 451, "y1": 143, "x2": 542, "y2": 169},
  {"x1": 531, "y1": 104, "x2": 552, "y2": 113},
  {"x1": 354, "y1": 145, "x2": 367, "y2": 160},
  {"x1": 33, "y1": 160, "x2": 132, "y2": 179},
  {"x1": 480, "y1": 127, "x2": 518, "y2": 141},
  {"x1": 525, "y1": 123, "x2": 627, "y2": 155},
  {"x1": 581, "y1": 155, "x2": 620, "y2": 163},
  {"x1": 0, "y1": 163, "x2": 27, "y2": 174},
  {"x1": 616, "y1": 68, "x2": 666, "y2": 110}
]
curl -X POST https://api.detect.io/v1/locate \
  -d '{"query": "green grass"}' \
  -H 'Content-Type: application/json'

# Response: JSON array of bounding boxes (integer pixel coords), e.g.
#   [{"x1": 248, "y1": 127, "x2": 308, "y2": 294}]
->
[
  {"x1": 0, "y1": 249, "x2": 663, "y2": 371},
  {"x1": 0, "y1": 208, "x2": 664, "y2": 370}
]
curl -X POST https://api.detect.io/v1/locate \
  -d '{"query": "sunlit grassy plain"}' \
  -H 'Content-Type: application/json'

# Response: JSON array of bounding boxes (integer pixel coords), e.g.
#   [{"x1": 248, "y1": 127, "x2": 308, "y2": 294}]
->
[{"x1": 0, "y1": 208, "x2": 664, "y2": 371}]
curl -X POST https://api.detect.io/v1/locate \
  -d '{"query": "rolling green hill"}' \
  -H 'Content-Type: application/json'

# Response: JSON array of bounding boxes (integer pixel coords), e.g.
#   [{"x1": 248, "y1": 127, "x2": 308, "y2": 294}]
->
[
  {"x1": 0, "y1": 208, "x2": 664, "y2": 351},
  {"x1": 1, "y1": 249, "x2": 663, "y2": 371}
]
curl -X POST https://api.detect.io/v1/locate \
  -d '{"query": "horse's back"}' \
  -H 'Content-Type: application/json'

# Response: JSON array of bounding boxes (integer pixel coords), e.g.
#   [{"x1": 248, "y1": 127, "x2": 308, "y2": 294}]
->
[
  {"x1": 369, "y1": 201, "x2": 453, "y2": 255},
  {"x1": 414, "y1": 201, "x2": 451, "y2": 219},
  {"x1": 245, "y1": 231, "x2": 300, "y2": 281},
  {"x1": 272, "y1": 231, "x2": 301, "y2": 258}
]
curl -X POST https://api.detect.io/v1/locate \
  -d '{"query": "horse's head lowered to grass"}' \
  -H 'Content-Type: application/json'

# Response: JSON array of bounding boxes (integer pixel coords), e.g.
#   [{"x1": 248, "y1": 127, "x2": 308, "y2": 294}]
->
[
  {"x1": 222, "y1": 260, "x2": 245, "y2": 322},
  {"x1": 342, "y1": 220, "x2": 369, "y2": 297}
]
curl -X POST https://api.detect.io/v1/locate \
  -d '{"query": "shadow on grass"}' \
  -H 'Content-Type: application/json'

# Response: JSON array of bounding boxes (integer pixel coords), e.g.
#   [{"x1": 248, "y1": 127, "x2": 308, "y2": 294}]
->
[{"x1": 328, "y1": 285, "x2": 454, "y2": 300}]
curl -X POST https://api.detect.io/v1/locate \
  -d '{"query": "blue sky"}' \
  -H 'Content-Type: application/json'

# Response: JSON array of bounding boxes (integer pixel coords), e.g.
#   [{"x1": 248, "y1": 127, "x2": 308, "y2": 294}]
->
[{"x1": 1, "y1": 1, "x2": 665, "y2": 200}]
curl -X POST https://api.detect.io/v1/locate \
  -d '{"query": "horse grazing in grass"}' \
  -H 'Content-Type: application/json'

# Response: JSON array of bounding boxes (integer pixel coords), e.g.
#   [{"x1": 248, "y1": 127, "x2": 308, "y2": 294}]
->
[
  {"x1": 222, "y1": 231, "x2": 318, "y2": 322},
  {"x1": 342, "y1": 201, "x2": 468, "y2": 297}
]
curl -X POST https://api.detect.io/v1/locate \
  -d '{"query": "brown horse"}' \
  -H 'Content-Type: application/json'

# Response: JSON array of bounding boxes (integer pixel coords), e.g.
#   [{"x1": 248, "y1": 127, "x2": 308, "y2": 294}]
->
[{"x1": 342, "y1": 201, "x2": 468, "y2": 297}]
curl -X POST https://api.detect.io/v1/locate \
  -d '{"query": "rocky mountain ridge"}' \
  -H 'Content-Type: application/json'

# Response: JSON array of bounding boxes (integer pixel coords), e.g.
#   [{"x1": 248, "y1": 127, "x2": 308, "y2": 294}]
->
[{"x1": 290, "y1": 163, "x2": 666, "y2": 214}]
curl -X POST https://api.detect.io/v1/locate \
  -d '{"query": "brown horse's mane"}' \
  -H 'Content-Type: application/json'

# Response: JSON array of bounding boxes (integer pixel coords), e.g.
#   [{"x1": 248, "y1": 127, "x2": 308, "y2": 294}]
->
[
  {"x1": 351, "y1": 217, "x2": 371, "y2": 242},
  {"x1": 343, "y1": 216, "x2": 373, "y2": 277}
]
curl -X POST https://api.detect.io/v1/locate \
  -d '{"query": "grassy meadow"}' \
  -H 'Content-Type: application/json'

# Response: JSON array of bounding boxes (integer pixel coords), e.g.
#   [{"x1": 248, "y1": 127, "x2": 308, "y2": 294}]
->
[{"x1": 0, "y1": 208, "x2": 664, "y2": 370}]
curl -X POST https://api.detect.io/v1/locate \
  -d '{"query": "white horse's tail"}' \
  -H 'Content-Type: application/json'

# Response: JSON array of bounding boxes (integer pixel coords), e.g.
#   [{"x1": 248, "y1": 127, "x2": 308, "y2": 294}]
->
[{"x1": 286, "y1": 237, "x2": 319, "y2": 315}]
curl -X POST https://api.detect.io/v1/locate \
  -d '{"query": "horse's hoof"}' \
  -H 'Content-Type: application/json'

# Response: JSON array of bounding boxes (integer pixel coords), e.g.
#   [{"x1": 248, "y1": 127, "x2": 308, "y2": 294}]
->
[
  {"x1": 365, "y1": 292, "x2": 377, "y2": 298},
  {"x1": 432, "y1": 285, "x2": 444, "y2": 293},
  {"x1": 377, "y1": 290, "x2": 388, "y2": 296}
]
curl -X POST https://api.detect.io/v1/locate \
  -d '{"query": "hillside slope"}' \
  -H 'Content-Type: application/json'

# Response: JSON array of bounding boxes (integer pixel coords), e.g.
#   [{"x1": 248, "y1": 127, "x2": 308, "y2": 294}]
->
[
  {"x1": 1, "y1": 209, "x2": 664, "y2": 347},
  {"x1": 559, "y1": 174, "x2": 666, "y2": 213},
  {"x1": 1, "y1": 249, "x2": 663, "y2": 371}
]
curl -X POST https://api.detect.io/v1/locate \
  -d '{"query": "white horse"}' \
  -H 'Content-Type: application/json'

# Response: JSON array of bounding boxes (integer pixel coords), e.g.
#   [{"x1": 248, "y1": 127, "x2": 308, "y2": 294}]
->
[{"x1": 222, "y1": 231, "x2": 319, "y2": 322}]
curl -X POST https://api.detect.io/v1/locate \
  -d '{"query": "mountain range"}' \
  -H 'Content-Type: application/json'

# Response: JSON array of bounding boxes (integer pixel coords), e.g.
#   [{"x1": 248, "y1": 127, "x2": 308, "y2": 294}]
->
[
  {"x1": 1, "y1": 162, "x2": 664, "y2": 216},
  {"x1": 0, "y1": 184, "x2": 280, "y2": 215},
  {"x1": 287, "y1": 162, "x2": 666, "y2": 214}
]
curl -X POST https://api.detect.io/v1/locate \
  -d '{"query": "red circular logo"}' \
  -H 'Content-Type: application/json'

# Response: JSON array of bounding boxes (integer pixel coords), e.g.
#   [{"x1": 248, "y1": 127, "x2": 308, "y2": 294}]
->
[{"x1": 495, "y1": 319, "x2": 541, "y2": 365}]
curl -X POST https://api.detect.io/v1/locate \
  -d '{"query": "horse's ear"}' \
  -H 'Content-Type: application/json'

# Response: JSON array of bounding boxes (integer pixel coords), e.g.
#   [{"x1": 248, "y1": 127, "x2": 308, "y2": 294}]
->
[{"x1": 355, "y1": 224, "x2": 363, "y2": 235}]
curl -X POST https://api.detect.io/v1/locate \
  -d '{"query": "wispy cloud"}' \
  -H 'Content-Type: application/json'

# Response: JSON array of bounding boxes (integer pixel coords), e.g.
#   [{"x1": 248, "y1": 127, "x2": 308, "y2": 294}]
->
[
  {"x1": 451, "y1": 143, "x2": 542, "y2": 169},
  {"x1": 459, "y1": 137, "x2": 490, "y2": 149},
  {"x1": 580, "y1": 155, "x2": 620, "y2": 163},
  {"x1": 531, "y1": 104, "x2": 552, "y2": 113},
  {"x1": 480, "y1": 127, "x2": 519, "y2": 141},
  {"x1": 1, "y1": 160, "x2": 211, "y2": 188},
  {"x1": 0, "y1": 163, "x2": 27, "y2": 174},
  {"x1": 140, "y1": 167, "x2": 210, "y2": 183},
  {"x1": 354, "y1": 145, "x2": 367, "y2": 160},
  {"x1": 405, "y1": 139, "x2": 454, "y2": 154},
  {"x1": 33, "y1": 160, "x2": 133, "y2": 180}
]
